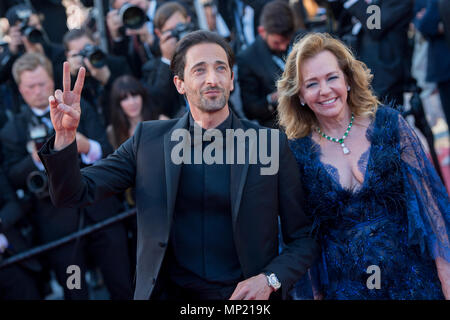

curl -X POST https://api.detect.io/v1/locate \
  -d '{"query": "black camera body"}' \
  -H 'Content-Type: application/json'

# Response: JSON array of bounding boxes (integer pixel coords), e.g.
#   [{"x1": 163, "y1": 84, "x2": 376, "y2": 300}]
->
[
  {"x1": 28, "y1": 123, "x2": 49, "y2": 151},
  {"x1": 78, "y1": 44, "x2": 107, "y2": 69},
  {"x1": 119, "y1": 3, "x2": 148, "y2": 30},
  {"x1": 170, "y1": 23, "x2": 195, "y2": 41},
  {"x1": 27, "y1": 123, "x2": 51, "y2": 199},
  {"x1": 15, "y1": 8, "x2": 44, "y2": 44}
]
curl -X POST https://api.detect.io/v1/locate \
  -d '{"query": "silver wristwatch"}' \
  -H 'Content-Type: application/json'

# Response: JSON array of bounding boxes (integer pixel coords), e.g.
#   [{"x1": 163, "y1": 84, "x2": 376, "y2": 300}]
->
[{"x1": 265, "y1": 272, "x2": 281, "y2": 291}]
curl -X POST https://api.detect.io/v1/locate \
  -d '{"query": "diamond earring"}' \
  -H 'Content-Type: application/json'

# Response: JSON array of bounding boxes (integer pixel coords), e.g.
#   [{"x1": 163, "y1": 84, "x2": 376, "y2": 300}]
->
[{"x1": 347, "y1": 86, "x2": 351, "y2": 91}]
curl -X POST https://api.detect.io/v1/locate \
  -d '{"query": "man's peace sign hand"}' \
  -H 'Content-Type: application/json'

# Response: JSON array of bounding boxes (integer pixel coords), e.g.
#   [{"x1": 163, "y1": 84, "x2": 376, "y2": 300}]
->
[{"x1": 49, "y1": 62, "x2": 85, "y2": 151}]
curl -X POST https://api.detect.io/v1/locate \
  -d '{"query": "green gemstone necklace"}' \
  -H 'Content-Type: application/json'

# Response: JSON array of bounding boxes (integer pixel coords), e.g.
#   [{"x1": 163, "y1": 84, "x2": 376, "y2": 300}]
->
[{"x1": 316, "y1": 113, "x2": 354, "y2": 155}]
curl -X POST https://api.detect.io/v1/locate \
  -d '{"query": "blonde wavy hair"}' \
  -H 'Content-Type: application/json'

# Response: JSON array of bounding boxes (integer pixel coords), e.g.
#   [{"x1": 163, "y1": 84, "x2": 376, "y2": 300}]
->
[{"x1": 277, "y1": 32, "x2": 380, "y2": 139}]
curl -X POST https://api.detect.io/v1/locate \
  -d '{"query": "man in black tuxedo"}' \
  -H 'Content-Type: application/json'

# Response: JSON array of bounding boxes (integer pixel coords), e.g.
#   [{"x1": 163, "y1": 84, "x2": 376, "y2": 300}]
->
[
  {"x1": 1, "y1": 53, "x2": 133, "y2": 299},
  {"x1": 39, "y1": 30, "x2": 318, "y2": 300},
  {"x1": 237, "y1": 1, "x2": 296, "y2": 128}
]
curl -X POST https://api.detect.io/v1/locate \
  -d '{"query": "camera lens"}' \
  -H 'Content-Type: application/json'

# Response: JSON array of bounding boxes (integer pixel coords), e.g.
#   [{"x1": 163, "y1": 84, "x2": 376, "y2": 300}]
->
[
  {"x1": 120, "y1": 4, "x2": 147, "y2": 30},
  {"x1": 79, "y1": 44, "x2": 107, "y2": 69},
  {"x1": 27, "y1": 171, "x2": 48, "y2": 194},
  {"x1": 89, "y1": 49, "x2": 106, "y2": 68},
  {"x1": 23, "y1": 26, "x2": 43, "y2": 44}
]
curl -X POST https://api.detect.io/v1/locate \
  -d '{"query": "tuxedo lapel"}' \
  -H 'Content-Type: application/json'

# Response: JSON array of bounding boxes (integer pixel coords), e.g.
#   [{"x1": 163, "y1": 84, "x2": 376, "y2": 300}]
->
[
  {"x1": 163, "y1": 112, "x2": 189, "y2": 226},
  {"x1": 229, "y1": 116, "x2": 253, "y2": 232}
]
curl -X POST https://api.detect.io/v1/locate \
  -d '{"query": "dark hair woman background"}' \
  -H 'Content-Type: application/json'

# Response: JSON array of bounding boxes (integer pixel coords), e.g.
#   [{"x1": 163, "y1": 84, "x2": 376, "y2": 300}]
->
[{"x1": 108, "y1": 75, "x2": 158, "y2": 149}]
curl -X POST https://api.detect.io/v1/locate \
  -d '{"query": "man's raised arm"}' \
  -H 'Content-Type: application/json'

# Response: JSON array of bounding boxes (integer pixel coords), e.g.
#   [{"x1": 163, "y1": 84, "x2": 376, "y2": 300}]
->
[{"x1": 39, "y1": 62, "x2": 137, "y2": 209}]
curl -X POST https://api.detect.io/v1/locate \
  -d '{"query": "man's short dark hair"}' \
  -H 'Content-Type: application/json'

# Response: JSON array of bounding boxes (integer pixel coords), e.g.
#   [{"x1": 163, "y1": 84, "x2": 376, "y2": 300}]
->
[
  {"x1": 154, "y1": 1, "x2": 188, "y2": 30},
  {"x1": 170, "y1": 30, "x2": 234, "y2": 80},
  {"x1": 63, "y1": 28, "x2": 95, "y2": 52},
  {"x1": 259, "y1": 0, "x2": 295, "y2": 38}
]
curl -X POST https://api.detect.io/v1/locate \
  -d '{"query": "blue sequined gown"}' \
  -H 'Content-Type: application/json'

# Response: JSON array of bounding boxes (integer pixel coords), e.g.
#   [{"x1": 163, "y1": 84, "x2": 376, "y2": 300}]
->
[{"x1": 288, "y1": 106, "x2": 450, "y2": 299}]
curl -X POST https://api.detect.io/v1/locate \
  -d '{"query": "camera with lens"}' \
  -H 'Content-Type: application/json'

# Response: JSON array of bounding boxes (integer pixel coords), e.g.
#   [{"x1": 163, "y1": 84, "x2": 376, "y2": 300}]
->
[
  {"x1": 170, "y1": 22, "x2": 195, "y2": 41},
  {"x1": 26, "y1": 170, "x2": 49, "y2": 199},
  {"x1": 26, "y1": 124, "x2": 51, "y2": 199},
  {"x1": 15, "y1": 8, "x2": 44, "y2": 44},
  {"x1": 119, "y1": 3, "x2": 148, "y2": 30},
  {"x1": 78, "y1": 43, "x2": 107, "y2": 69}
]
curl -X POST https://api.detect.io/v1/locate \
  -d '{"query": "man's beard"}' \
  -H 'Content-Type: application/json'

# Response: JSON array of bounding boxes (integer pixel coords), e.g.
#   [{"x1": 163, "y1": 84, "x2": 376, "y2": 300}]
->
[{"x1": 198, "y1": 87, "x2": 228, "y2": 112}]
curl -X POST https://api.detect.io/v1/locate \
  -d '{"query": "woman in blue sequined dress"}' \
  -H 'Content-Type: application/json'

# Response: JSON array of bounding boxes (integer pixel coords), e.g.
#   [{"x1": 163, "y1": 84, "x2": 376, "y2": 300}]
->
[{"x1": 277, "y1": 33, "x2": 450, "y2": 299}]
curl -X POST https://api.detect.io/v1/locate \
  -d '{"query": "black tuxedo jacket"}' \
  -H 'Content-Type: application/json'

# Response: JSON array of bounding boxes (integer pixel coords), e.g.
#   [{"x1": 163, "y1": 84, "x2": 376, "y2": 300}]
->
[
  {"x1": 39, "y1": 111, "x2": 318, "y2": 300},
  {"x1": 237, "y1": 36, "x2": 283, "y2": 128}
]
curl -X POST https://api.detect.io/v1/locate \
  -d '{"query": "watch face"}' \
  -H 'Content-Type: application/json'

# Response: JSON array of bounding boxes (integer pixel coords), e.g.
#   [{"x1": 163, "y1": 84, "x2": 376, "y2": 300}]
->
[{"x1": 268, "y1": 273, "x2": 281, "y2": 289}]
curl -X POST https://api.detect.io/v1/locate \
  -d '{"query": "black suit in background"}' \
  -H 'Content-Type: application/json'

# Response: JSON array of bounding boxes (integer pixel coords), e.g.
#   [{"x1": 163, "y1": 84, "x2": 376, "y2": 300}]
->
[
  {"x1": 80, "y1": 54, "x2": 132, "y2": 126},
  {"x1": 0, "y1": 102, "x2": 133, "y2": 300},
  {"x1": 39, "y1": 111, "x2": 319, "y2": 300},
  {"x1": 142, "y1": 58, "x2": 186, "y2": 118},
  {"x1": 343, "y1": 0, "x2": 414, "y2": 104},
  {"x1": 0, "y1": 168, "x2": 42, "y2": 300},
  {"x1": 237, "y1": 36, "x2": 283, "y2": 128}
]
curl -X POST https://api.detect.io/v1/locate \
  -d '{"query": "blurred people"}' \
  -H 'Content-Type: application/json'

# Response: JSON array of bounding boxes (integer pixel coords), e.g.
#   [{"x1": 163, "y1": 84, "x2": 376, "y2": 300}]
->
[
  {"x1": 142, "y1": 1, "x2": 194, "y2": 118},
  {"x1": 237, "y1": 0, "x2": 296, "y2": 128},
  {"x1": 1, "y1": 53, "x2": 133, "y2": 300},
  {"x1": 414, "y1": 0, "x2": 450, "y2": 127},
  {"x1": 329, "y1": 0, "x2": 414, "y2": 106},
  {"x1": 0, "y1": 167, "x2": 42, "y2": 300},
  {"x1": 278, "y1": 33, "x2": 450, "y2": 299},
  {"x1": 0, "y1": 0, "x2": 68, "y2": 43},
  {"x1": 0, "y1": 4, "x2": 66, "y2": 113},
  {"x1": 63, "y1": 28, "x2": 132, "y2": 126},
  {"x1": 107, "y1": 75, "x2": 158, "y2": 276},
  {"x1": 107, "y1": 0, "x2": 161, "y2": 78},
  {"x1": 108, "y1": 75, "x2": 158, "y2": 149},
  {"x1": 217, "y1": 0, "x2": 268, "y2": 54}
]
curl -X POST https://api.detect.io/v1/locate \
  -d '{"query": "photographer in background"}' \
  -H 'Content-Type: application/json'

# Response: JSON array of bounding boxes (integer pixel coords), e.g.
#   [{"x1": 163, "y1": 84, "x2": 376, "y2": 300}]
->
[
  {"x1": 106, "y1": 0, "x2": 161, "y2": 78},
  {"x1": 0, "y1": 167, "x2": 43, "y2": 300},
  {"x1": 142, "y1": 1, "x2": 195, "y2": 118},
  {"x1": 0, "y1": 0, "x2": 68, "y2": 43},
  {"x1": 237, "y1": 0, "x2": 296, "y2": 128},
  {"x1": 63, "y1": 28, "x2": 132, "y2": 126},
  {"x1": 0, "y1": 4, "x2": 65, "y2": 114},
  {"x1": 0, "y1": 53, "x2": 133, "y2": 300}
]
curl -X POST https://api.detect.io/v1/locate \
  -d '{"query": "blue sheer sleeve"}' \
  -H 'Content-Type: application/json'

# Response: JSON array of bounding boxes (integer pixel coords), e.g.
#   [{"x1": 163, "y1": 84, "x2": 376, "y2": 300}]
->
[{"x1": 398, "y1": 114, "x2": 450, "y2": 262}]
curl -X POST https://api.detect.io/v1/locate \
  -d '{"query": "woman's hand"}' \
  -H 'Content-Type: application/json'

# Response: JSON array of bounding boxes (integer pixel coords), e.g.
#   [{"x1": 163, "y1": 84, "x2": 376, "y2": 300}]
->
[{"x1": 436, "y1": 257, "x2": 450, "y2": 299}]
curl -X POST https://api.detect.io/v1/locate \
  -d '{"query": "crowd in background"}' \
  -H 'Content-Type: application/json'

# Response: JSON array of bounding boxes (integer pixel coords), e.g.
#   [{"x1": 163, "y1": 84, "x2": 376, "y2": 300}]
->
[{"x1": 0, "y1": 0, "x2": 449, "y2": 300}]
